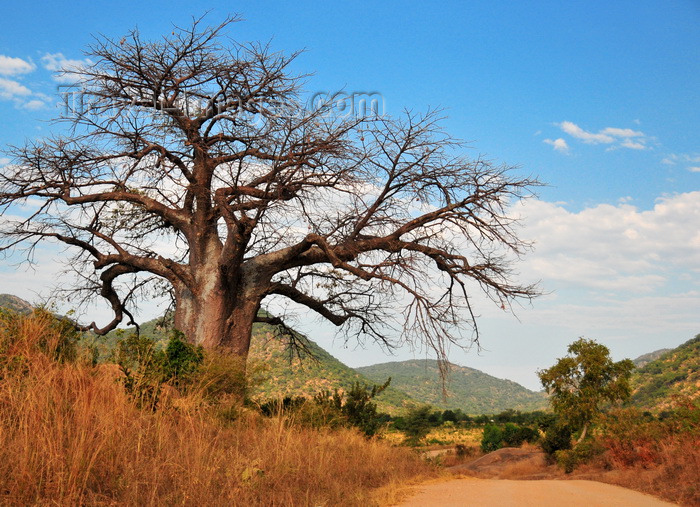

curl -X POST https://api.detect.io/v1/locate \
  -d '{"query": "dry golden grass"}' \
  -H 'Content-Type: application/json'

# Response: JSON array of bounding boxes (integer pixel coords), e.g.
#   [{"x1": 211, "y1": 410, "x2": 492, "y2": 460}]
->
[
  {"x1": 424, "y1": 426, "x2": 483, "y2": 447},
  {"x1": 0, "y1": 311, "x2": 436, "y2": 506}
]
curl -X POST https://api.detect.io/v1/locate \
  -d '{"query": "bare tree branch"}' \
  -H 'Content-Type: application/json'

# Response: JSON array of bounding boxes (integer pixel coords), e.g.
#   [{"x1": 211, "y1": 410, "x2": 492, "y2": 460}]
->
[{"x1": 0, "y1": 16, "x2": 540, "y2": 368}]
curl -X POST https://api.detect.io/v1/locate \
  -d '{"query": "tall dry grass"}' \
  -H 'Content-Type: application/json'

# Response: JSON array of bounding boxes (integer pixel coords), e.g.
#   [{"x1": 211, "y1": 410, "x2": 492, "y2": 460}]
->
[{"x1": 0, "y1": 310, "x2": 435, "y2": 506}]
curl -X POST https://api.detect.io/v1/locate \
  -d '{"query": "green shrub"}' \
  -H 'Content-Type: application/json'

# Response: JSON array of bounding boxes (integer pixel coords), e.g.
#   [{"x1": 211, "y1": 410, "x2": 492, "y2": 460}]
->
[
  {"x1": 503, "y1": 423, "x2": 539, "y2": 446},
  {"x1": 340, "y1": 379, "x2": 390, "y2": 437},
  {"x1": 502, "y1": 423, "x2": 523, "y2": 446},
  {"x1": 259, "y1": 379, "x2": 391, "y2": 437},
  {"x1": 555, "y1": 439, "x2": 602, "y2": 473},
  {"x1": 403, "y1": 405, "x2": 433, "y2": 445},
  {"x1": 161, "y1": 331, "x2": 204, "y2": 386},
  {"x1": 113, "y1": 331, "x2": 204, "y2": 409},
  {"x1": 541, "y1": 423, "x2": 572, "y2": 457},
  {"x1": 481, "y1": 424, "x2": 504, "y2": 452}
]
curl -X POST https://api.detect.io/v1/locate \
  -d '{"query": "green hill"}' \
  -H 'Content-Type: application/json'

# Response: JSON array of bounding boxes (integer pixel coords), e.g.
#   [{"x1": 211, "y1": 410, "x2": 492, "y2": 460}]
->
[
  {"x1": 247, "y1": 322, "x2": 412, "y2": 414},
  {"x1": 356, "y1": 359, "x2": 548, "y2": 414},
  {"x1": 629, "y1": 334, "x2": 699, "y2": 410}
]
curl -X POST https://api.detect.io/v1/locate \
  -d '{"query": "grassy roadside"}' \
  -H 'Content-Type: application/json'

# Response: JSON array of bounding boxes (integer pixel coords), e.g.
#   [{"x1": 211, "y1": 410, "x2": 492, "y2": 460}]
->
[{"x1": 0, "y1": 310, "x2": 437, "y2": 506}]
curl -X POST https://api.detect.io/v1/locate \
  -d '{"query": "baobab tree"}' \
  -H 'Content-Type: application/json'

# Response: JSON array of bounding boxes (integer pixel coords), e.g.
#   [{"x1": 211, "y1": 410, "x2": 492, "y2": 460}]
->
[{"x1": 0, "y1": 17, "x2": 539, "y2": 368}]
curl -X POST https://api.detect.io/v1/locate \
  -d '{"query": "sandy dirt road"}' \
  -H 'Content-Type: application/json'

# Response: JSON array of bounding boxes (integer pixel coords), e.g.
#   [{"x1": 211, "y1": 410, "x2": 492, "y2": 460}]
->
[{"x1": 397, "y1": 477, "x2": 676, "y2": 506}]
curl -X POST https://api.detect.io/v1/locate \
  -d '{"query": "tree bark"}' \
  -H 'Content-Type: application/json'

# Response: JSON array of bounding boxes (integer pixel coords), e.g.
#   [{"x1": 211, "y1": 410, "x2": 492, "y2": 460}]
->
[
  {"x1": 575, "y1": 422, "x2": 589, "y2": 446},
  {"x1": 172, "y1": 254, "x2": 266, "y2": 360}
]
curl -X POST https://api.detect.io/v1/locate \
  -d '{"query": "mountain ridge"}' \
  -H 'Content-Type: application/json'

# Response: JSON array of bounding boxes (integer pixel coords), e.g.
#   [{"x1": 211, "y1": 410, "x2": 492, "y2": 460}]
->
[
  {"x1": 356, "y1": 358, "x2": 548, "y2": 414},
  {"x1": 0, "y1": 294, "x2": 33, "y2": 314}
]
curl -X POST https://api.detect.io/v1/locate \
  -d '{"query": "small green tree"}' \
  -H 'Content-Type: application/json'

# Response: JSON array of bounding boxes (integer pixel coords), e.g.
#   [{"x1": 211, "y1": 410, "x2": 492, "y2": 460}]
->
[
  {"x1": 538, "y1": 338, "x2": 634, "y2": 444},
  {"x1": 402, "y1": 405, "x2": 433, "y2": 445},
  {"x1": 341, "y1": 379, "x2": 391, "y2": 437}
]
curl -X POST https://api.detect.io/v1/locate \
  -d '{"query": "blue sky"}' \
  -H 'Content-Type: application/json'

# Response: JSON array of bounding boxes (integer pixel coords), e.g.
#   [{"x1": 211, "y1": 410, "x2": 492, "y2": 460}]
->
[{"x1": 0, "y1": 1, "x2": 698, "y2": 390}]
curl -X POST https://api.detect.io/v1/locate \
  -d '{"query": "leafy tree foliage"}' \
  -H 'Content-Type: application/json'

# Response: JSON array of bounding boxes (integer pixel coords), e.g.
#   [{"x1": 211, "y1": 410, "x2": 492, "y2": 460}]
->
[
  {"x1": 481, "y1": 421, "x2": 539, "y2": 452},
  {"x1": 400, "y1": 405, "x2": 434, "y2": 445},
  {"x1": 538, "y1": 338, "x2": 634, "y2": 442},
  {"x1": 540, "y1": 422, "x2": 572, "y2": 457},
  {"x1": 340, "y1": 379, "x2": 391, "y2": 436}
]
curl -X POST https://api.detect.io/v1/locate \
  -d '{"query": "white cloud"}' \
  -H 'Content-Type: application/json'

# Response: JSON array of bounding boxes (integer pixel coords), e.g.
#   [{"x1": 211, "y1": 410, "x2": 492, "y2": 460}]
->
[
  {"x1": 559, "y1": 121, "x2": 614, "y2": 144},
  {"x1": 619, "y1": 139, "x2": 647, "y2": 150},
  {"x1": 0, "y1": 55, "x2": 43, "y2": 108},
  {"x1": 41, "y1": 53, "x2": 92, "y2": 83},
  {"x1": 661, "y1": 155, "x2": 677, "y2": 165},
  {"x1": 556, "y1": 121, "x2": 650, "y2": 151},
  {"x1": 0, "y1": 55, "x2": 35, "y2": 76},
  {"x1": 517, "y1": 191, "x2": 700, "y2": 293},
  {"x1": 0, "y1": 157, "x2": 10, "y2": 166},
  {"x1": 22, "y1": 99, "x2": 46, "y2": 110},
  {"x1": 0, "y1": 77, "x2": 31, "y2": 98},
  {"x1": 663, "y1": 153, "x2": 700, "y2": 172},
  {"x1": 600, "y1": 127, "x2": 644, "y2": 138},
  {"x1": 543, "y1": 137, "x2": 569, "y2": 153}
]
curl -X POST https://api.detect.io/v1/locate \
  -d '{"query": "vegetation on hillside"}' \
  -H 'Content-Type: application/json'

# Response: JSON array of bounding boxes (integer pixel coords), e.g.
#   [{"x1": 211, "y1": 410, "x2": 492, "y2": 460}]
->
[
  {"x1": 592, "y1": 401, "x2": 700, "y2": 505},
  {"x1": 529, "y1": 337, "x2": 699, "y2": 506},
  {"x1": 248, "y1": 322, "x2": 411, "y2": 414},
  {"x1": 629, "y1": 334, "x2": 699, "y2": 410},
  {"x1": 632, "y1": 348, "x2": 671, "y2": 368},
  {"x1": 1, "y1": 296, "x2": 697, "y2": 505},
  {"x1": 93, "y1": 311, "x2": 411, "y2": 414},
  {"x1": 357, "y1": 359, "x2": 548, "y2": 414}
]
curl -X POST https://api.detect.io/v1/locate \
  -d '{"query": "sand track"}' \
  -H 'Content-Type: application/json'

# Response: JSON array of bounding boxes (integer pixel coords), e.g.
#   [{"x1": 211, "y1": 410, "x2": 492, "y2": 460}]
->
[{"x1": 397, "y1": 477, "x2": 676, "y2": 506}]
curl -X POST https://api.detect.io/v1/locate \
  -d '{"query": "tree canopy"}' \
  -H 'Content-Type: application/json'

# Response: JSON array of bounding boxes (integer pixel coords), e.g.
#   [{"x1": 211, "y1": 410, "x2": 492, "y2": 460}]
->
[
  {"x1": 0, "y1": 16, "x2": 539, "y2": 367},
  {"x1": 538, "y1": 338, "x2": 634, "y2": 441}
]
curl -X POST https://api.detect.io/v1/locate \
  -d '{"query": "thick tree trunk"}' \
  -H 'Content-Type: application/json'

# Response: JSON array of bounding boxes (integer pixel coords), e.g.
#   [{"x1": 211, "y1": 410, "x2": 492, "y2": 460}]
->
[{"x1": 172, "y1": 265, "x2": 262, "y2": 360}]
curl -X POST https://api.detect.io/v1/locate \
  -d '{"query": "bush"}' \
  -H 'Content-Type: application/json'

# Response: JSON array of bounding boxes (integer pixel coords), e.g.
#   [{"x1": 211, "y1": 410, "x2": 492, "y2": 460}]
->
[
  {"x1": 541, "y1": 423, "x2": 572, "y2": 457},
  {"x1": 403, "y1": 405, "x2": 433, "y2": 445},
  {"x1": 259, "y1": 380, "x2": 391, "y2": 437},
  {"x1": 0, "y1": 314, "x2": 437, "y2": 506},
  {"x1": 341, "y1": 380, "x2": 390, "y2": 437},
  {"x1": 481, "y1": 424, "x2": 504, "y2": 452},
  {"x1": 0, "y1": 308, "x2": 84, "y2": 366},
  {"x1": 554, "y1": 440, "x2": 603, "y2": 473},
  {"x1": 503, "y1": 423, "x2": 539, "y2": 446},
  {"x1": 113, "y1": 331, "x2": 205, "y2": 409},
  {"x1": 161, "y1": 331, "x2": 204, "y2": 386}
]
